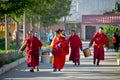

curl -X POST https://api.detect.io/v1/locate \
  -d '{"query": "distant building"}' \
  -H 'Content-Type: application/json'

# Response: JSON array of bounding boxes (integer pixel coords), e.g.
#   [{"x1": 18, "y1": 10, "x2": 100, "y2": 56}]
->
[{"x1": 65, "y1": 0, "x2": 120, "y2": 40}]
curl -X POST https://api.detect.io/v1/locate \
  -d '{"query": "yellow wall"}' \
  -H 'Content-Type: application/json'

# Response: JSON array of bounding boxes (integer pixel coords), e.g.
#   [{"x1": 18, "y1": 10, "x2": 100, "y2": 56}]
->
[{"x1": 0, "y1": 24, "x2": 15, "y2": 38}]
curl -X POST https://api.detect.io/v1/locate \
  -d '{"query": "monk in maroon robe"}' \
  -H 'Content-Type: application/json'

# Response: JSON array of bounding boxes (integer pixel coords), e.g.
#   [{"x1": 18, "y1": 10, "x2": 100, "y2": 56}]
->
[
  {"x1": 89, "y1": 27, "x2": 109, "y2": 66},
  {"x1": 18, "y1": 31, "x2": 42, "y2": 72},
  {"x1": 68, "y1": 30, "x2": 83, "y2": 66},
  {"x1": 51, "y1": 30, "x2": 68, "y2": 72}
]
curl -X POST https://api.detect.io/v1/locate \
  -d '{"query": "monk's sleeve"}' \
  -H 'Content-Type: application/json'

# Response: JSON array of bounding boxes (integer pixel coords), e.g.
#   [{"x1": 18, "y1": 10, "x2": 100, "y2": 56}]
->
[
  {"x1": 61, "y1": 40, "x2": 69, "y2": 54},
  {"x1": 89, "y1": 32, "x2": 97, "y2": 46},
  {"x1": 36, "y1": 38, "x2": 42, "y2": 49},
  {"x1": 79, "y1": 37, "x2": 82, "y2": 48},
  {"x1": 67, "y1": 37, "x2": 70, "y2": 47},
  {"x1": 38, "y1": 40, "x2": 42, "y2": 49}
]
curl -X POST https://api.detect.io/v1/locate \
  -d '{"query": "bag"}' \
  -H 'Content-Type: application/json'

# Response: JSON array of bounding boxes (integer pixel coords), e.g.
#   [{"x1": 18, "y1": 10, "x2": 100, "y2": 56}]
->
[{"x1": 112, "y1": 37, "x2": 116, "y2": 43}]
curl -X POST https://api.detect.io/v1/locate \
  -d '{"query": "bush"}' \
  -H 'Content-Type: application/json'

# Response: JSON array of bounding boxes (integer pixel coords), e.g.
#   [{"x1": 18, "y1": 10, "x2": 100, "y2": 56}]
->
[
  {"x1": 0, "y1": 38, "x2": 5, "y2": 42},
  {"x1": 103, "y1": 25, "x2": 119, "y2": 48},
  {"x1": 0, "y1": 38, "x2": 5, "y2": 50},
  {"x1": 0, "y1": 53, "x2": 26, "y2": 67}
]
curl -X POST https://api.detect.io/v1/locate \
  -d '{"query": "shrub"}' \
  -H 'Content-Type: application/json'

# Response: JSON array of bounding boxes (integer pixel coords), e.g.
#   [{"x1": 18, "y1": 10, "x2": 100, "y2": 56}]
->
[{"x1": 103, "y1": 25, "x2": 119, "y2": 48}]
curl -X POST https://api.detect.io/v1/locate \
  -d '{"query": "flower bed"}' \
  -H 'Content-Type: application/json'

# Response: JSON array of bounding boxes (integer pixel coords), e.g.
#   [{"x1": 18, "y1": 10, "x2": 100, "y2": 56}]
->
[{"x1": 0, "y1": 51, "x2": 25, "y2": 67}]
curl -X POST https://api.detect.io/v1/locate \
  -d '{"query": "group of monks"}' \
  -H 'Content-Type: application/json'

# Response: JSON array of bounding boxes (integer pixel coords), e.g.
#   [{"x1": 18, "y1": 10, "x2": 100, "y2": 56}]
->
[{"x1": 18, "y1": 27, "x2": 109, "y2": 72}]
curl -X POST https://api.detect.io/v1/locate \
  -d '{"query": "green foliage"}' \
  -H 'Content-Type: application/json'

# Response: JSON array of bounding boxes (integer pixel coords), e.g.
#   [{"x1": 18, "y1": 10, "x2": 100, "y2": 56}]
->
[
  {"x1": 0, "y1": 38, "x2": 5, "y2": 42},
  {"x1": 0, "y1": 0, "x2": 34, "y2": 21},
  {"x1": 0, "y1": 0, "x2": 72, "y2": 26},
  {"x1": 0, "y1": 53, "x2": 25, "y2": 67},
  {"x1": 0, "y1": 38, "x2": 5, "y2": 50},
  {"x1": 117, "y1": 52, "x2": 120, "y2": 59},
  {"x1": 26, "y1": 0, "x2": 72, "y2": 27},
  {"x1": 0, "y1": 41, "x2": 21, "y2": 54},
  {"x1": 40, "y1": 0, "x2": 72, "y2": 26},
  {"x1": 103, "y1": 25, "x2": 118, "y2": 48},
  {"x1": 115, "y1": 2, "x2": 120, "y2": 12}
]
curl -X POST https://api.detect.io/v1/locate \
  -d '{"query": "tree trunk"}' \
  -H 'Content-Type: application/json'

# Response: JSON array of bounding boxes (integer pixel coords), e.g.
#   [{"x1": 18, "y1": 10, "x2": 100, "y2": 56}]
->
[
  {"x1": 38, "y1": 16, "x2": 41, "y2": 40},
  {"x1": 5, "y1": 14, "x2": 9, "y2": 50},
  {"x1": 23, "y1": 10, "x2": 27, "y2": 40},
  {"x1": 15, "y1": 21, "x2": 20, "y2": 47},
  {"x1": 30, "y1": 17, "x2": 34, "y2": 33}
]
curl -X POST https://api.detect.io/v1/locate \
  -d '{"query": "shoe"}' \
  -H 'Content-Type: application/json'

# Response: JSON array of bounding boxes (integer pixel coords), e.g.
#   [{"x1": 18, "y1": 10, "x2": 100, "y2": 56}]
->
[
  {"x1": 97, "y1": 63, "x2": 99, "y2": 66},
  {"x1": 74, "y1": 62, "x2": 76, "y2": 66},
  {"x1": 77, "y1": 61, "x2": 80, "y2": 66},
  {"x1": 53, "y1": 68, "x2": 57, "y2": 72},
  {"x1": 36, "y1": 68, "x2": 39, "y2": 72},
  {"x1": 58, "y1": 69, "x2": 61, "y2": 71},
  {"x1": 93, "y1": 60, "x2": 96, "y2": 65},
  {"x1": 30, "y1": 68, "x2": 34, "y2": 72}
]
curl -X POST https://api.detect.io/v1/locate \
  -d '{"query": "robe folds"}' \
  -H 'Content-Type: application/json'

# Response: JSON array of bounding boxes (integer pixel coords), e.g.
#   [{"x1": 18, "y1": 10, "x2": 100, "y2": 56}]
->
[
  {"x1": 51, "y1": 36, "x2": 69, "y2": 69},
  {"x1": 68, "y1": 34, "x2": 82, "y2": 62},
  {"x1": 89, "y1": 32, "x2": 109, "y2": 60},
  {"x1": 21, "y1": 36, "x2": 42, "y2": 67}
]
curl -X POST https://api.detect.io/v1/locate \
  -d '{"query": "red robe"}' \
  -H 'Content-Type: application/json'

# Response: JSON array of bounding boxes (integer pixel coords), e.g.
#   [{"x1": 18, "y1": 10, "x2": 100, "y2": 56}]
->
[
  {"x1": 52, "y1": 36, "x2": 68, "y2": 69},
  {"x1": 21, "y1": 36, "x2": 42, "y2": 67},
  {"x1": 68, "y1": 34, "x2": 82, "y2": 62},
  {"x1": 89, "y1": 32, "x2": 109, "y2": 60}
]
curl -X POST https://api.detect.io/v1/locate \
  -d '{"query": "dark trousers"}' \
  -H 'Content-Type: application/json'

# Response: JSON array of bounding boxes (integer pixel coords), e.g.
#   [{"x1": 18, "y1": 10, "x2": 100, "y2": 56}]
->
[{"x1": 113, "y1": 42, "x2": 119, "y2": 52}]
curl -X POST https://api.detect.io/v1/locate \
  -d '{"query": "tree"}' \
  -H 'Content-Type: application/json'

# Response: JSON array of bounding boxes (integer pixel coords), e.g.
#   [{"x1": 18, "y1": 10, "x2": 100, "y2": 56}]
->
[
  {"x1": 0, "y1": 0, "x2": 33, "y2": 50},
  {"x1": 26, "y1": 0, "x2": 72, "y2": 26},
  {"x1": 40, "y1": 0, "x2": 72, "y2": 27}
]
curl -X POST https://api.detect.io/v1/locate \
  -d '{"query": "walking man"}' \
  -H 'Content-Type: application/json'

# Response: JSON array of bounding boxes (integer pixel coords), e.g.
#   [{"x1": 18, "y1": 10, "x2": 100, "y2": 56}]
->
[
  {"x1": 89, "y1": 27, "x2": 109, "y2": 66},
  {"x1": 68, "y1": 30, "x2": 83, "y2": 66},
  {"x1": 50, "y1": 30, "x2": 68, "y2": 72},
  {"x1": 18, "y1": 31, "x2": 42, "y2": 72},
  {"x1": 113, "y1": 28, "x2": 120, "y2": 52}
]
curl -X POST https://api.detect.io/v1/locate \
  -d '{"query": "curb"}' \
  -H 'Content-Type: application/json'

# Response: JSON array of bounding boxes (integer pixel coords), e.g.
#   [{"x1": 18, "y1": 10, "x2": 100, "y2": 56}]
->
[{"x1": 0, "y1": 57, "x2": 26, "y2": 75}]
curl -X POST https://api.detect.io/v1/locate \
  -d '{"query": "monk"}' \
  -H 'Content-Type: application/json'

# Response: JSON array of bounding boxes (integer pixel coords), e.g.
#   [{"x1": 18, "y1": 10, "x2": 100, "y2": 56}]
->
[
  {"x1": 18, "y1": 31, "x2": 42, "y2": 72},
  {"x1": 89, "y1": 27, "x2": 109, "y2": 66},
  {"x1": 68, "y1": 30, "x2": 83, "y2": 66},
  {"x1": 50, "y1": 30, "x2": 68, "y2": 72}
]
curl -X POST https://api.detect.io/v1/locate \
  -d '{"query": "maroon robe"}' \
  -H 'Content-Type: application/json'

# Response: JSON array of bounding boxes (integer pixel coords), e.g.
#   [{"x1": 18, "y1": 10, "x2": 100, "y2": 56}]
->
[
  {"x1": 52, "y1": 36, "x2": 69, "y2": 69},
  {"x1": 89, "y1": 32, "x2": 109, "y2": 60},
  {"x1": 68, "y1": 34, "x2": 82, "y2": 62},
  {"x1": 21, "y1": 36, "x2": 42, "y2": 67}
]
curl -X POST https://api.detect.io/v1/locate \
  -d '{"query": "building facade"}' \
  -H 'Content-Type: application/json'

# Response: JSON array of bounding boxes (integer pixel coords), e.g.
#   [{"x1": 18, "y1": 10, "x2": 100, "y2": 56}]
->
[{"x1": 66, "y1": 0, "x2": 120, "y2": 40}]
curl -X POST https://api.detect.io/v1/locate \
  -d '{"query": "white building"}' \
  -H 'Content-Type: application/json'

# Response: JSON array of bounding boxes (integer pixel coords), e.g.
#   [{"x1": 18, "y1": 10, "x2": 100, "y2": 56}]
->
[{"x1": 66, "y1": 0, "x2": 120, "y2": 40}]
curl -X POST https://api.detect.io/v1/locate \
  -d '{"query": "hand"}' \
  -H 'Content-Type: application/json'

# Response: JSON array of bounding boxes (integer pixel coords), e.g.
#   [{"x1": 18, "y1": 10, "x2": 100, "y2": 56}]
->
[
  {"x1": 51, "y1": 50, "x2": 54, "y2": 54},
  {"x1": 18, "y1": 49, "x2": 23, "y2": 55},
  {"x1": 58, "y1": 43, "x2": 61, "y2": 48},
  {"x1": 80, "y1": 47, "x2": 83, "y2": 51},
  {"x1": 89, "y1": 44, "x2": 92, "y2": 48}
]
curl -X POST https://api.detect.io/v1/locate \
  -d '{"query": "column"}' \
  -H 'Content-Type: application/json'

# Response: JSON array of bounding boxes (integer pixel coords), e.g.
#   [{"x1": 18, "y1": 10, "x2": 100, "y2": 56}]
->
[{"x1": 81, "y1": 25, "x2": 86, "y2": 40}]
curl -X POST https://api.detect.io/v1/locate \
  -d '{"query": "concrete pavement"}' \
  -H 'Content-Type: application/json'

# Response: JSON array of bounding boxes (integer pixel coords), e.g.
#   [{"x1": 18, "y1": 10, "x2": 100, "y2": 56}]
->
[{"x1": 0, "y1": 50, "x2": 120, "y2": 80}]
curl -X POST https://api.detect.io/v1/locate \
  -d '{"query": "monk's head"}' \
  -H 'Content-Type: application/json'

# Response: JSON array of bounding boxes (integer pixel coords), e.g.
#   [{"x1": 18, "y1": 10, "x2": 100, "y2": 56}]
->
[
  {"x1": 71, "y1": 30, "x2": 76, "y2": 36},
  {"x1": 28, "y1": 31, "x2": 34, "y2": 38},
  {"x1": 99, "y1": 27, "x2": 103, "y2": 34},
  {"x1": 55, "y1": 30, "x2": 61, "y2": 38}
]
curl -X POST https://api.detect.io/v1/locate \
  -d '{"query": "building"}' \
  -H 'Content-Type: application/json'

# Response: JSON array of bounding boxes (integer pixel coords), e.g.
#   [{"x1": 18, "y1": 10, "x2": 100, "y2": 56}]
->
[{"x1": 66, "y1": 0, "x2": 120, "y2": 40}]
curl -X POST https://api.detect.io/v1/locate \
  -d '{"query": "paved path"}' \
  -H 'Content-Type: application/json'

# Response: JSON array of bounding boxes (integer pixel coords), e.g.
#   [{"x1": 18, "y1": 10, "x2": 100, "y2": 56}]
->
[{"x1": 0, "y1": 51, "x2": 120, "y2": 80}]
